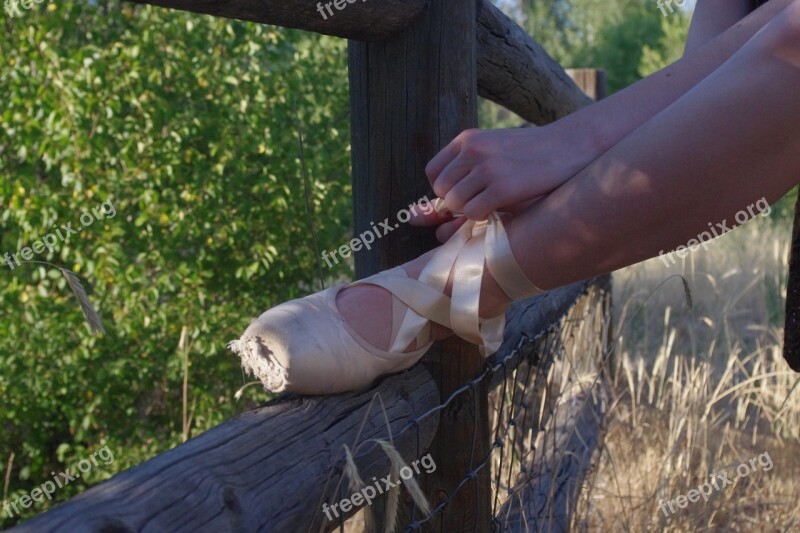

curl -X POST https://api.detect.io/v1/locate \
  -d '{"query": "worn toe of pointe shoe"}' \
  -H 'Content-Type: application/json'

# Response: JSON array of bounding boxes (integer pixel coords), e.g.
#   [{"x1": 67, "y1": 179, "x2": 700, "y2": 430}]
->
[{"x1": 228, "y1": 286, "x2": 430, "y2": 395}]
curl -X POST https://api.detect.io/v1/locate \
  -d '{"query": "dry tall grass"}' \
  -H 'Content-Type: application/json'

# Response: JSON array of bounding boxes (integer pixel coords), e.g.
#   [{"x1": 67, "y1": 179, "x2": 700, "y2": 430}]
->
[{"x1": 581, "y1": 216, "x2": 800, "y2": 531}]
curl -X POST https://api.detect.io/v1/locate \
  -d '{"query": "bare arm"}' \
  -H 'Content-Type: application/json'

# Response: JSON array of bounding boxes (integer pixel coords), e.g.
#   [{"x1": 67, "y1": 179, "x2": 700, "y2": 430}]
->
[
  {"x1": 508, "y1": 0, "x2": 800, "y2": 289},
  {"x1": 686, "y1": 0, "x2": 754, "y2": 52},
  {"x1": 422, "y1": 0, "x2": 794, "y2": 223},
  {"x1": 560, "y1": 0, "x2": 790, "y2": 161}
]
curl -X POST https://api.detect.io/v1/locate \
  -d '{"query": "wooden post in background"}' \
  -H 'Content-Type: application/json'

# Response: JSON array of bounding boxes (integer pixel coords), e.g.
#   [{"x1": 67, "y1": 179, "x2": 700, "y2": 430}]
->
[
  {"x1": 565, "y1": 68, "x2": 606, "y2": 101},
  {"x1": 348, "y1": 0, "x2": 489, "y2": 530}
]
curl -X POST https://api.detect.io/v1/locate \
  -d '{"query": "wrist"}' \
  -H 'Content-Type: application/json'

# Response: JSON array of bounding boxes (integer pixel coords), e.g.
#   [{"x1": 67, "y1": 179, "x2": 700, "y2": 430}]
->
[{"x1": 550, "y1": 114, "x2": 609, "y2": 171}]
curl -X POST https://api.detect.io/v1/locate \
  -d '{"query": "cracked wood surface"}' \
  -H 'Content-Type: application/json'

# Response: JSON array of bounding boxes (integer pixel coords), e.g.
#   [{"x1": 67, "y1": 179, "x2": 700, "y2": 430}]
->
[
  {"x1": 123, "y1": 0, "x2": 590, "y2": 125},
  {"x1": 476, "y1": 0, "x2": 592, "y2": 124},
  {"x1": 13, "y1": 366, "x2": 439, "y2": 532}
]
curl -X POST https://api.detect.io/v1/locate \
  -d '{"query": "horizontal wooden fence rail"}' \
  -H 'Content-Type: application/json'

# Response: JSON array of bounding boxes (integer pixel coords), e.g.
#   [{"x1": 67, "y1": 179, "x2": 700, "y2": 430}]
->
[
  {"x1": 495, "y1": 380, "x2": 607, "y2": 532},
  {"x1": 12, "y1": 3, "x2": 610, "y2": 529},
  {"x1": 122, "y1": 0, "x2": 591, "y2": 125},
  {"x1": 13, "y1": 277, "x2": 604, "y2": 532},
  {"x1": 476, "y1": 1, "x2": 591, "y2": 124},
  {"x1": 493, "y1": 278, "x2": 611, "y2": 531},
  {"x1": 12, "y1": 368, "x2": 440, "y2": 532},
  {"x1": 126, "y1": 0, "x2": 429, "y2": 41}
]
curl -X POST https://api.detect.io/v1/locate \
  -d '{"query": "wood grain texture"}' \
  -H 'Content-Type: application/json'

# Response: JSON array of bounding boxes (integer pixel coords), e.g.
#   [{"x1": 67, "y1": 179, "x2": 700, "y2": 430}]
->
[
  {"x1": 127, "y1": 0, "x2": 428, "y2": 41},
  {"x1": 476, "y1": 0, "x2": 593, "y2": 124},
  {"x1": 22, "y1": 0, "x2": 612, "y2": 526},
  {"x1": 12, "y1": 366, "x2": 439, "y2": 532},
  {"x1": 12, "y1": 284, "x2": 610, "y2": 532},
  {"x1": 348, "y1": 0, "x2": 489, "y2": 528},
  {"x1": 123, "y1": 0, "x2": 589, "y2": 124}
]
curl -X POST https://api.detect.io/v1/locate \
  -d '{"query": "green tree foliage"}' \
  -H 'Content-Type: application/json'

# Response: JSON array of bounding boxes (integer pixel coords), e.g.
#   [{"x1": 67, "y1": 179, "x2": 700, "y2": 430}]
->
[
  {"x1": 2, "y1": 0, "x2": 793, "y2": 526},
  {"x1": 482, "y1": 1, "x2": 691, "y2": 124},
  {"x1": 515, "y1": 0, "x2": 691, "y2": 93},
  {"x1": 639, "y1": 9, "x2": 692, "y2": 77},
  {"x1": 511, "y1": 0, "x2": 799, "y2": 218},
  {"x1": 0, "y1": 2, "x2": 351, "y2": 525}
]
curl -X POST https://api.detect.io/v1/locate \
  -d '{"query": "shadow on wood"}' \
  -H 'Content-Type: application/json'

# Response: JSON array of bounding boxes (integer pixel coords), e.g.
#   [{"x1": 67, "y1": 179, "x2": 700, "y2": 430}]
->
[{"x1": 12, "y1": 366, "x2": 439, "y2": 532}]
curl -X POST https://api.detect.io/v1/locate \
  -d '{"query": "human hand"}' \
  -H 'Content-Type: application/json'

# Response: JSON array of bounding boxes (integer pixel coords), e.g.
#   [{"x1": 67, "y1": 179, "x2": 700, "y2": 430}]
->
[{"x1": 423, "y1": 124, "x2": 599, "y2": 221}]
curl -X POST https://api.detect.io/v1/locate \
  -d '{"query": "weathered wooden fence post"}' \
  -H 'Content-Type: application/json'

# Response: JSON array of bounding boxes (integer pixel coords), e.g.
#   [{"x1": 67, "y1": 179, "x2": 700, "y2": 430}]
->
[
  {"x1": 564, "y1": 68, "x2": 606, "y2": 102},
  {"x1": 348, "y1": 0, "x2": 489, "y2": 529}
]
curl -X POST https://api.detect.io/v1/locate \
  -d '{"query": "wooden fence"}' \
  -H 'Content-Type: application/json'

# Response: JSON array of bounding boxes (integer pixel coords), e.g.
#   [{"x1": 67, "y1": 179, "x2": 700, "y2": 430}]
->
[{"x1": 13, "y1": 1, "x2": 612, "y2": 531}]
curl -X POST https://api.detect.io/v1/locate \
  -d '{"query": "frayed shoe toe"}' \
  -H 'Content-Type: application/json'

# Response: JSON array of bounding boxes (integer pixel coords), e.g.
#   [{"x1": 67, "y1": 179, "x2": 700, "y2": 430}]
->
[{"x1": 228, "y1": 286, "x2": 429, "y2": 395}]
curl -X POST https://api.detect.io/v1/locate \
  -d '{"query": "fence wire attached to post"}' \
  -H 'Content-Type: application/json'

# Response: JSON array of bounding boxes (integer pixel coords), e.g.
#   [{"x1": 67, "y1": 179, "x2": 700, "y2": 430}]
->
[{"x1": 337, "y1": 276, "x2": 612, "y2": 533}]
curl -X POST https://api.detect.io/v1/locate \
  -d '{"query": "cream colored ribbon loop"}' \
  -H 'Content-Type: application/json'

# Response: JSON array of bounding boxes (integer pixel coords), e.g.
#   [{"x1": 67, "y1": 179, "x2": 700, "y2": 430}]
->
[{"x1": 360, "y1": 199, "x2": 542, "y2": 356}]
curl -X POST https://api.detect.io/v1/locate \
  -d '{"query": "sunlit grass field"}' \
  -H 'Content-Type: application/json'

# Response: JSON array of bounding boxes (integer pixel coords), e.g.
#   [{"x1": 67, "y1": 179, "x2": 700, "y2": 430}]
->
[{"x1": 582, "y1": 213, "x2": 800, "y2": 531}]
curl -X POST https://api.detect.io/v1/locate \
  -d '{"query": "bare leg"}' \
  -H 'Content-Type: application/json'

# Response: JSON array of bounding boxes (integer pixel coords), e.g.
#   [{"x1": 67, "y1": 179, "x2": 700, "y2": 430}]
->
[
  {"x1": 336, "y1": 248, "x2": 510, "y2": 350},
  {"x1": 339, "y1": 0, "x2": 800, "y2": 350}
]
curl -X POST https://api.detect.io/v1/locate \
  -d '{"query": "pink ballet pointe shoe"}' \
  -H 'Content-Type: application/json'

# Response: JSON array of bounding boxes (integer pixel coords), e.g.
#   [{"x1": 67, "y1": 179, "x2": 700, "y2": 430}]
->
[{"x1": 228, "y1": 200, "x2": 543, "y2": 395}]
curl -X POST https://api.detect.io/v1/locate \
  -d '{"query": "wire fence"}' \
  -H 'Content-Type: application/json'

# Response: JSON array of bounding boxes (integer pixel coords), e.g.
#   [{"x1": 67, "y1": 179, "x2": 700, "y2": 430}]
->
[{"x1": 333, "y1": 276, "x2": 613, "y2": 532}]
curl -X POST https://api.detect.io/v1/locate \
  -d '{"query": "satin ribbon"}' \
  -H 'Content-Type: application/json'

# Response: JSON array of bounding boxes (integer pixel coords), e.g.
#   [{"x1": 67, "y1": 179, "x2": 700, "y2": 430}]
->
[{"x1": 357, "y1": 199, "x2": 543, "y2": 357}]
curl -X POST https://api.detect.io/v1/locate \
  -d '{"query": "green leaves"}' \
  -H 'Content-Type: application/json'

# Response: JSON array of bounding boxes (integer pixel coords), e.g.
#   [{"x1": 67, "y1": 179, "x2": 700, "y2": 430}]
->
[
  {"x1": 1, "y1": 1, "x2": 352, "y2": 525},
  {"x1": 517, "y1": 0, "x2": 691, "y2": 94}
]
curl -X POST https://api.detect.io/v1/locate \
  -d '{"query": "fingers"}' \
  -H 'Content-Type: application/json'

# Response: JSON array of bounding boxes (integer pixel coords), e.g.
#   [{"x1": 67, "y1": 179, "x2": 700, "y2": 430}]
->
[
  {"x1": 460, "y1": 176, "x2": 522, "y2": 220},
  {"x1": 462, "y1": 194, "x2": 497, "y2": 221},
  {"x1": 425, "y1": 130, "x2": 475, "y2": 186},
  {"x1": 408, "y1": 202, "x2": 452, "y2": 227},
  {"x1": 426, "y1": 129, "x2": 483, "y2": 195},
  {"x1": 443, "y1": 171, "x2": 487, "y2": 215},
  {"x1": 427, "y1": 129, "x2": 507, "y2": 217},
  {"x1": 408, "y1": 203, "x2": 466, "y2": 243},
  {"x1": 431, "y1": 159, "x2": 472, "y2": 201}
]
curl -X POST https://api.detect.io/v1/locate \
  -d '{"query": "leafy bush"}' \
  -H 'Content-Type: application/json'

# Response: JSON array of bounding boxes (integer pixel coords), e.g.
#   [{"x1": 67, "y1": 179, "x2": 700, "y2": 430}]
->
[{"x1": 0, "y1": 2, "x2": 351, "y2": 525}]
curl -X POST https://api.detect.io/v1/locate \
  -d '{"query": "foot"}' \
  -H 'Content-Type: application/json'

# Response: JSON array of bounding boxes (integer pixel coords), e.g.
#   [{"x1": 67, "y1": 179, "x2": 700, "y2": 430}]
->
[
  {"x1": 229, "y1": 205, "x2": 543, "y2": 395},
  {"x1": 335, "y1": 249, "x2": 513, "y2": 352}
]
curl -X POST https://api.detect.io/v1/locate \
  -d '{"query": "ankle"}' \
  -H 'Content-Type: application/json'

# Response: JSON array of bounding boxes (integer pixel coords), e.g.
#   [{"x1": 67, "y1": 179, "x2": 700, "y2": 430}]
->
[
  {"x1": 479, "y1": 272, "x2": 513, "y2": 317},
  {"x1": 401, "y1": 251, "x2": 512, "y2": 318}
]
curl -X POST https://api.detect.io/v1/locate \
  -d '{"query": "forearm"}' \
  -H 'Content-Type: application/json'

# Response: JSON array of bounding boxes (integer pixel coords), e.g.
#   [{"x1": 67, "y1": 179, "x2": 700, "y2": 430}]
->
[
  {"x1": 560, "y1": 0, "x2": 791, "y2": 161},
  {"x1": 513, "y1": 0, "x2": 800, "y2": 288},
  {"x1": 420, "y1": 1, "x2": 791, "y2": 224},
  {"x1": 685, "y1": 0, "x2": 753, "y2": 52}
]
